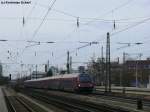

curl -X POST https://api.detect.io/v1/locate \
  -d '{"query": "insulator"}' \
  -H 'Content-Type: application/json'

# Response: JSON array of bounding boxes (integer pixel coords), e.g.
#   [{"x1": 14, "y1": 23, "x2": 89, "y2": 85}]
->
[
  {"x1": 113, "y1": 20, "x2": 116, "y2": 29},
  {"x1": 23, "y1": 16, "x2": 25, "y2": 26},
  {"x1": 77, "y1": 17, "x2": 79, "y2": 28}
]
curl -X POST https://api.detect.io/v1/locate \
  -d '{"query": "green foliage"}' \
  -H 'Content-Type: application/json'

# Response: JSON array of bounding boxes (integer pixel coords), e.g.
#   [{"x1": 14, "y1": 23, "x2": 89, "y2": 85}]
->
[{"x1": 47, "y1": 69, "x2": 53, "y2": 76}]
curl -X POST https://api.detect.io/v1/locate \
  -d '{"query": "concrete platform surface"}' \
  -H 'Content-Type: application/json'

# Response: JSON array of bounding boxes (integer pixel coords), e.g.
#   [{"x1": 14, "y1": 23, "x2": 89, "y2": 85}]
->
[
  {"x1": 96, "y1": 86, "x2": 150, "y2": 96},
  {"x1": 0, "y1": 87, "x2": 8, "y2": 112}
]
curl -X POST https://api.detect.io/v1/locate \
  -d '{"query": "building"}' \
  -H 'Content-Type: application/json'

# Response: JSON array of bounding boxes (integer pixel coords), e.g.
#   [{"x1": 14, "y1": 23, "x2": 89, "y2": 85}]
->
[
  {"x1": 87, "y1": 57, "x2": 150, "y2": 87},
  {"x1": 124, "y1": 59, "x2": 150, "y2": 87},
  {"x1": 110, "y1": 61, "x2": 123, "y2": 86},
  {"x1": 125, "y1": 59, "x2": 150, "y2": 70}
]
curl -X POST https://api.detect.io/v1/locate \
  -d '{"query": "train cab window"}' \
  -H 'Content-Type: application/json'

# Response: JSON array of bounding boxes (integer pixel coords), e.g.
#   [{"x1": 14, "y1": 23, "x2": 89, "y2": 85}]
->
[{"x1": 79, "y1": 74, "x2": 92, "y2": 83}]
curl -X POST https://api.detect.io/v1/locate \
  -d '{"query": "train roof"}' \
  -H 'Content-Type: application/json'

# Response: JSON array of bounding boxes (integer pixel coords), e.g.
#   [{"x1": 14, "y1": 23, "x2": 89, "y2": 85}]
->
[{"x1": 25, "y1": 73, "x2": 80, "y2": 82}]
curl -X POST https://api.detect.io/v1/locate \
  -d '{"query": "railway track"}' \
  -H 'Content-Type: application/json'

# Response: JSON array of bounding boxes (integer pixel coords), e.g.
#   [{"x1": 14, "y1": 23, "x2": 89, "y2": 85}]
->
[
  {"x1": 2, "y1": 88, "x2": 47, "y2": 112},
  {"x1": 92, "y1": 92, "x2": 150, "y2": 107},
  {"x1": 22, "y1": 89, "x2": 130, "y2": 112},
  {"x1": 2, "y1": 89, "x2": 16, "y2": 112},
  {"x1": 2, "y1": 88, "x2": 35, "y2": 112}
]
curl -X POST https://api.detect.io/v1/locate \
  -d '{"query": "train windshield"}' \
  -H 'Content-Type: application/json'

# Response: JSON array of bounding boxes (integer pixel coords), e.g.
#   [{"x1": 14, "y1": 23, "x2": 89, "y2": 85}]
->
[{"x1": 79, "y1": 74, "x2": 92, "y2": 83}]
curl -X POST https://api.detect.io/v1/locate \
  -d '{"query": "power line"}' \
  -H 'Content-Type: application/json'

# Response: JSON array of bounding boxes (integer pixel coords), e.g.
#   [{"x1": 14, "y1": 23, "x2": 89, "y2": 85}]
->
[
  {"x1": 53, "y1": 9, "x2": 78, "y2": 18},
  {"x1": 115, "y1": 35, "x2": 150, "y2": 52},
  {"x1": 17, "y1": 0, "x2": 57, "y2": 62},
  {"x1": 1, "y1": 16, "x2": 150, "y2": 23},
  {"x1": 31, "y1": 0, "x2": 57, "y2": 39},
  {"x1": 63, "y1": 0, "x2": 134, "y2": 43},
  {"x1": 3, "y1": 15, "x2": 150, "y2": 65},
  {"x1": 24, "y1": 0, "x2": 57, "y2": 50},
  {"x1": 36, "y1": 3, "x2": 78, "y2": 18},
  {"x1": 26, "y1": 0, "x2": 40, "y2": 19},
  {"x1": 83, "y1": 0, "x2": 134, "y2": 26},
  {"x1": 15, "y1": 0, "x2": 145, "y2": 66},
  {"x1": 54, "y1": 16, "x2": 150, "y2": 62},
  {"x1": 110, "y1": 35, "x2": 150, "y2": 56},
  {"x1": 93, "y1": 16, "x2": 150, "y2": 43},
  {"x1": 33, "y1": 0, "x2": 134, "y2": 43},
  {"x1": 36, "y1": 1, "x2": 134, "y2": 23},
  {"x1": 111, "y1": 17, "x2": 150, "y2": 36}
]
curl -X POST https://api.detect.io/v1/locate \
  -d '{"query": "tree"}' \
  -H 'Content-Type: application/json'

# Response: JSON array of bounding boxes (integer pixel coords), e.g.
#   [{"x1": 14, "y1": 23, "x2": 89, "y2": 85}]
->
[
  {"x1": 87, "y1": 58, "x2": 103, "y2": 85},
  {"x1": 47, "y1": 69, "x2": 53, "y2": 76}
]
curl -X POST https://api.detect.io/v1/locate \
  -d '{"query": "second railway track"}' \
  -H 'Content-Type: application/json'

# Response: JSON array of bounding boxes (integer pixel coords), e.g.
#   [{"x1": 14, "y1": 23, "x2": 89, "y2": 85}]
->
[
  {"x1": 92, "y1": 92, "x2": 150, "y2": 107},
  {"x1": 22, "y1": 89, "x2": 130, "y2": 112}
]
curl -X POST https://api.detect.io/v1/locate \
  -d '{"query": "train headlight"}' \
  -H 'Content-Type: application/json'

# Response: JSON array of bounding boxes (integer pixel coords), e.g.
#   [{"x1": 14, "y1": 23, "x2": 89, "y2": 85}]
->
[{"x1": 78, "y1": 84, "x2": 81, "y2": 87}]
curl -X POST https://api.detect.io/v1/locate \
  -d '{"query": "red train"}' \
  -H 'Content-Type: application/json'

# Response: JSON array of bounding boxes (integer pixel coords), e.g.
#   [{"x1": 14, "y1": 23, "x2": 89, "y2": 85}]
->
[{"x1": 24, "y1": 73, "x2": 94, "y2": 92}]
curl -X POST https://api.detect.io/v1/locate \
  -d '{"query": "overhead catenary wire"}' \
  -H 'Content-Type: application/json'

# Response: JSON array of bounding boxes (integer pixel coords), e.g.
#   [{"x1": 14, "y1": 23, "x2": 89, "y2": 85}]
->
[
  {"x1": 83, "y1": 0, "x2": 135, "y2": 26},
  {"x1": 4, "y1": 12, "x2": 149, "y2": 63},
  {"x1": 111, "y1": 35, "x2": 150, "y2": 54},
  {"x1": 26, "y1": 0, "x2": 40, "y2": 19},
  {"x1": 56, "y1": 0, "x2": 135, "y2": 44},
  {"x1": 0, "y1": 39, "x2": 106, "y2": 44},
  {"x1": 31, "y1": 0, "x2": 134, "y2": 43},
  {"x1": 16, "y1": 0, "x2": 57, "y2": 62},
  {"x1": 1, "y1": 15, "x2": 150, "y2": 23},
  {"x1": 54, "y1": 16, "x2": 150, "y2": 62},
  {"x1": 110, "y1": 17, "x2": 150, "y2": 37},
  {"x1": 105, "y1": 35, "x2": 150, "y2": 59},
  {"x1": 36, "y1": 3, "x2": 78, "y2": 18},
  {"x1": 9, "y1": 0, "x2": 146, "y2": 66},
  {"x1": 53, "y1": 8, "x2": 78, "y2": 18},
  {"x1": 36, "y1": 0, "x2": 134, "y2": 23},
  {"x1": 5, "y1": 16, "x2": 150, "y2": 66},
  {"x1": 31, "y1": 0, "x2": 57, "y2": 39},
  {"x1": 90, "y1": 16, "x2": 150, "y2": 43}
]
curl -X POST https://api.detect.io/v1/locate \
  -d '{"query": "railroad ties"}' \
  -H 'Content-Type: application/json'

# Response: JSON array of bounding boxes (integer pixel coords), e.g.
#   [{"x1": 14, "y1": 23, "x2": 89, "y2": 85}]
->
[
  {"x1": 1, "y1": 87, "x2": 150, "y2": 112},
  {"x1": 1, "y1": 88, "x2": 50, "y2": 112}
]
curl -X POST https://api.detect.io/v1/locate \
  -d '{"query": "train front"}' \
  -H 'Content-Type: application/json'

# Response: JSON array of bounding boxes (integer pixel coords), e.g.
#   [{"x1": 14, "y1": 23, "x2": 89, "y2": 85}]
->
[{"x1": 76, "y1": 74, "x2": 94, "y2": 92}]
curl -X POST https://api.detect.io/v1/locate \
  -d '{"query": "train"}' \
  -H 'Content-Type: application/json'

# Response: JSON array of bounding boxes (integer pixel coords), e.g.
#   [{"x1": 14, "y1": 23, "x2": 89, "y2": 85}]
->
[{"x1": 23, "y1": 73, "x2": 94, "y2": 93}]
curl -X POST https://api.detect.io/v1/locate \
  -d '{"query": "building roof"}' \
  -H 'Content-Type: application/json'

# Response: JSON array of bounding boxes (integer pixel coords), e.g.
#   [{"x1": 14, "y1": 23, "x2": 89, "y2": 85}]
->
[
  {"x1": 32, "y1": 71, "x2": 46, "y2": 75},
  {"x1": 25, "y1": 73, "x2": 80, "y2": 82},
  {"x1": 126, "y1": 60, "x2": 150, "y2": 65}
]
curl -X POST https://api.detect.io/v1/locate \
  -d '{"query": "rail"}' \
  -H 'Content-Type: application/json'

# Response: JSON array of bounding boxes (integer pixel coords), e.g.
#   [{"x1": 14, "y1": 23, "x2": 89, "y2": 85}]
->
[
  {"x1": 2, "y1": 88, "x2": 16, "y2": 112},
  {"x1": 2, "y1": 88, "x2": 36, "y2": 112},
  {"x1": 22, "y1": 89, "x2": 130, "y2": 112}
]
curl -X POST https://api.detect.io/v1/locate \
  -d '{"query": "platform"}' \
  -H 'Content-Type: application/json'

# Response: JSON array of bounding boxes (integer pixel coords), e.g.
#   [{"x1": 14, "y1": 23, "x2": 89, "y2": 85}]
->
[
  {"x1": 96, "y1": 86, "x2": 150, "y2": 96},
  {"x1": 0, "y1": 87, "x2": 8, "y2": 112}
]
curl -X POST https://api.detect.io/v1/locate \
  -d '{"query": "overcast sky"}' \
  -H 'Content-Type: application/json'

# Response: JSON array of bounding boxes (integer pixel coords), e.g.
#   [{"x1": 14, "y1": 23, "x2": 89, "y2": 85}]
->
[{"x1": 0, "y1": 0, "x2": 150, "y2": 78}]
